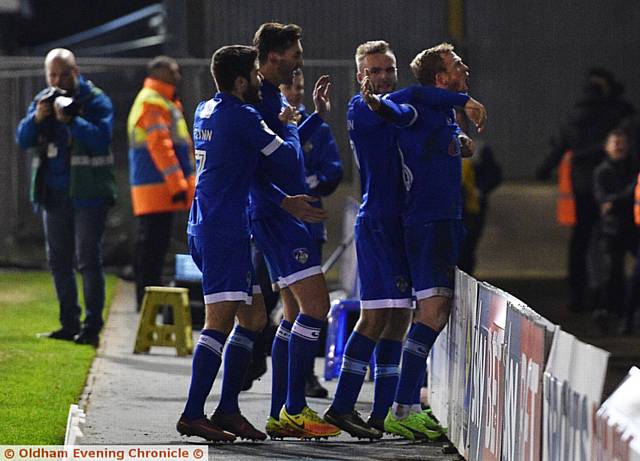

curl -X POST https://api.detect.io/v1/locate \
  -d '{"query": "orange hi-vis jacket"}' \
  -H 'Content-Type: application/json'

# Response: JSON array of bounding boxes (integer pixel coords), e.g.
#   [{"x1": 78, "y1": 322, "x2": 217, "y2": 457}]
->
[
  {"x1": 634, "y1": 173, "x2": 640, "y2": 226},
  {"x1": 127, "y1": 78, "x2": 195, "y2": 216},
  {"x1": 557, "y1": 150, "x2": 577, "y2": 226}
]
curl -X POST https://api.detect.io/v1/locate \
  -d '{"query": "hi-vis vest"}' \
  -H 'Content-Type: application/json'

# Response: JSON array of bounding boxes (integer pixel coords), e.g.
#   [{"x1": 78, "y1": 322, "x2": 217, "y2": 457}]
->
[
  {"x1": 127, "y1": 78, "x2": 195, "y2": 216},
  {"x1": 634, "y1": 173, "x2": 640, "y2": 226},
  {"x1": 556, "y1": 150, "x2": 576, "y2": 226}
]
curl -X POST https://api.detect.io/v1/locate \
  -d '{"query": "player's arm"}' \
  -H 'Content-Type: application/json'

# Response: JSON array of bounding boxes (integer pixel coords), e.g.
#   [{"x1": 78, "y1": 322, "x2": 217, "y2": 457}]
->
[
  {"x1": 246, "y1": 107, "x2": 327, "y2": 222},
  {"x1": 360, "y1": 76, "x2": 417, "y2": 127},
  {"x1": 306, "y1": 124, "x2": 343, "y2": 196}
]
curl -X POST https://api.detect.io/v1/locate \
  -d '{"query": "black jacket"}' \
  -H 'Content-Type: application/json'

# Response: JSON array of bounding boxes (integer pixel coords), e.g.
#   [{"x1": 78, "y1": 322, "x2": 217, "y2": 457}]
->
[{"x1": 593, "y1": 156, "x2": 637, "y2": 236}]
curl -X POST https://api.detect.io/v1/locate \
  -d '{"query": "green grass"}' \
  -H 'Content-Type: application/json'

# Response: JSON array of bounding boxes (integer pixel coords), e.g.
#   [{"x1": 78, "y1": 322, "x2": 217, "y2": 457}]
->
[{"x1": 0, "y1": 271, "x2": 116, "y2": 444}]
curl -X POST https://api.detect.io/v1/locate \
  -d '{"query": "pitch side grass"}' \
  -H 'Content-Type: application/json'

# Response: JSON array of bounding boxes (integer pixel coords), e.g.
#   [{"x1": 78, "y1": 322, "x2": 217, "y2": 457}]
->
[{"x1": 0, "y1": 271, "x2": 116, "y2": 444}]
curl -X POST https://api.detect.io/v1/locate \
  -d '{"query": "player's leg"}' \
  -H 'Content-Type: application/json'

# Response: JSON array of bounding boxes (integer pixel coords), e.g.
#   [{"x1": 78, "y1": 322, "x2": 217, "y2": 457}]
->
[
  {"x1": 385, "y1": 220, "x2": 461, "y2": 440},
  {"x1": 265, "y1": 287, "x2": 301, "y2": 438},
  {"x1": 210, "y1": 290, "x2": 268, "y2": 441},
  {"x1": 280, "y1": 273, "x2": 341, "y2": 437},
  {"x1": 367, "y1": 308, "x2": 412, "y2": 431},
  {"x1": 177, "y1": 300, "x2": 239, "y2": 442},
  {"x1": 254, "y1": 215, "x2": 339, "y2": 438},
  {"x1": 251, "y1": 218, "x2": 305, "y2": 437},
  {"x1": 177, "y1": 234, "x2": 254, "y2": 442},
  {"x1": 323, "y1": 216, "x2": 411, "y2": 438}
]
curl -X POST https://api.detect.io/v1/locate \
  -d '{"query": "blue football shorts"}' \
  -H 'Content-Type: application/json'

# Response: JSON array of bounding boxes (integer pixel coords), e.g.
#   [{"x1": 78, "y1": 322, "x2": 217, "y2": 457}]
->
[
  {"x1": 251, "y1": 213, "x2": 322, "y2": 290},
  {"x1": 188, "y1": 233, "x2": 261, "y2": 305},
  {"x1": 355, "y1": 216, "x2": 413, "y2": 309},
  {"x1": 403, "y1": 219, "x2": 464, "y2": 300}
]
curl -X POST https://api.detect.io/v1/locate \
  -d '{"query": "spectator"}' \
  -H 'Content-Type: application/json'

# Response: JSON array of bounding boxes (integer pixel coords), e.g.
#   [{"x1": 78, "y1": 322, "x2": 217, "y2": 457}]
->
[
  {"x1": 536, "y1": 68, "x2": 636, "y2": 312},
  {"x1": 592, "y1": 128, "x2": 638, "y2": 332},
  {"x1": 127, "y1": 56, "x2": 195, "y2": 308},
  {"x1": 15, "y1": 48, "x2": 116, "y2": 347}
]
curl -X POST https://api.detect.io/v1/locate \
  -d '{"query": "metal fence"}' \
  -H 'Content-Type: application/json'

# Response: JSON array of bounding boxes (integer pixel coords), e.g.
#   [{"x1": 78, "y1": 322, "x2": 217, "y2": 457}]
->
[{"x1": 1, "y1": 57, "x2": 358, "y2": 268}]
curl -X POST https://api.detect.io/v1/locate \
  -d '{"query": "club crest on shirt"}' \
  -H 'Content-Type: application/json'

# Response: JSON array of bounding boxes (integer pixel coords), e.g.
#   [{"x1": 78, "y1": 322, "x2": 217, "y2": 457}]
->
[
  {"x1": 395, "y1": 276, "x2": 409, "y2": 293},
  {"x1": 292, "y1": 248, "x2": 309, "y2": 264}
]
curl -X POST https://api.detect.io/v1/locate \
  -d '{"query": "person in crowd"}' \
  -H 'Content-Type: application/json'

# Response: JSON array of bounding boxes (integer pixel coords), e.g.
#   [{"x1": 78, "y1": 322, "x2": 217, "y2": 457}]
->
[
  {"x1": 536, "y1": 68, "x2": 635, "y2": 313},
  {"x1": 127, "y1": 56, "x2": 195, "y2": 309},
  {"x1": 16, "y1": 48, "x2": 116, "y2": 348},
  {"x1": 592, "y1": 128, "x2": 638, "y2": 332},
  {"x1": 249, "y1": 22, "x2": 340, "y2": 440}
]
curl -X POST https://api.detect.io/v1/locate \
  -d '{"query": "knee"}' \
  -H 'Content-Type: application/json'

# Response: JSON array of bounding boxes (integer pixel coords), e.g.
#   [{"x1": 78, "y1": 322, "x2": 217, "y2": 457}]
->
[
  {"x1": 204, "y1": 311, "x2": 235, "y2": 335},
  {"x1": 238, "y1": 310, "x2": 268, "y2": 332},
  {"x1": 355, "y1": 315, "x2": 385, "y2": 339},
  {"x1": 380, "y1": 310, "x2": 412, "y2": 341}
]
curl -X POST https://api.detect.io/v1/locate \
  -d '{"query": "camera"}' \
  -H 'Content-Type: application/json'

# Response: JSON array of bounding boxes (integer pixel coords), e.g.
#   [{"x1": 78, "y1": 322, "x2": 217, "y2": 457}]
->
[{"x1": 39, "y1": 86, "x2": 80, "y2": 117}]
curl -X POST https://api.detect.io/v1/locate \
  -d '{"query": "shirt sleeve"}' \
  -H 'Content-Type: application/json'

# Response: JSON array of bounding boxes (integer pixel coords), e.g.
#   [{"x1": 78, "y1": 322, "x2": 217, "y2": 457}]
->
[
  {"x1": 68, "y1": 93, "x2": 113, "y2": 152},
  {"x1": 15, "y1": 100, "x2": 40, "y2": 149},
  {"x1": 305, "y1": 124, "x2": 343, "y2": 196},
  {"x1": 242, "y1": 106, "x2": 301, "y2": 164},
  {"x1": 407, "y1": 85, "x2": 470, "y2": 108},
  {"x1": 298, "y1": 112, "x2": 323, "y2": 145}
]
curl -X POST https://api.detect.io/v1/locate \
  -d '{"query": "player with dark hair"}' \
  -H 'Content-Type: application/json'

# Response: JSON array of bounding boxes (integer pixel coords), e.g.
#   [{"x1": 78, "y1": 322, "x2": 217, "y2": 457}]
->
[
  {"x1": 176, "y1": 44, "x2": 318, "y2": 443},
  {"x1": 250, "y1": 22, "x2": 341, "y2": 439}
]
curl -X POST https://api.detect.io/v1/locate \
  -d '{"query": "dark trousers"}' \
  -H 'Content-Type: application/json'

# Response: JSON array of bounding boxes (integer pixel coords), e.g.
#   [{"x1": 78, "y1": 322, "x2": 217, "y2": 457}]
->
[
  {"x1": 594, "y1": 231, "x2": 637, "y2": 315},
  {"x1": 134, "y1": 212, "x2": 173, "y2": 306},
  {"x1": 43, "y1": 194, "x2": 108, "y2": 333},
  {"x1": 568, "y1": 193, "x2": 599, "y2": 309}
]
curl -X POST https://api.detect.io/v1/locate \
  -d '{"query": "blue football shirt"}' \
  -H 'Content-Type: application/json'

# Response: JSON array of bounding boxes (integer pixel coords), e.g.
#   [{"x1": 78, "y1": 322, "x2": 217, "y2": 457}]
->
[{"x1": 187, "y1": 92, "x2": 299, "y2": 238}]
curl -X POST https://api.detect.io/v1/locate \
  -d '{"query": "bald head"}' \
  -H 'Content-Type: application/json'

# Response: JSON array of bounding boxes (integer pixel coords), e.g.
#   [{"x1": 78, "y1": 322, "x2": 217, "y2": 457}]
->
[{"x1": 44, "y1": 48, "x2": 78, "y2": 92}]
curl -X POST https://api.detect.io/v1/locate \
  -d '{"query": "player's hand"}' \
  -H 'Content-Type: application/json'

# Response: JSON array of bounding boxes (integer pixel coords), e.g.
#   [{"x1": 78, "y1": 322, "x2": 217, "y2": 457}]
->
[
  {"x1": 459, "y1": 134, "x2": 475, "y2": 157},
  {"x1": 464, "y1": 97, "x2": 487, "y2": 133},
  {"x1": 280, "y1": 194, "x2": 328, "y2": 223},
  {"x1": 35, "y1": 99, "x2": 52, "y2": 124},
  {"x1": 361, "y1": 73, "x2": 381, "y2": 112},
  {"x1": 279, "y1": 105, "x2": 299, "y2": 125},
  {"x1": 313, "y1": 75, "x2": 331, "y2": 118}
]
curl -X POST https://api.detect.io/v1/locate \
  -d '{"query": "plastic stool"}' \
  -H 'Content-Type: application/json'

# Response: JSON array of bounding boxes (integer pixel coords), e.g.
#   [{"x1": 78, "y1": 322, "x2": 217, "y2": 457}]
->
[
  {"x1": 324, "y1": 299, "x2": 362, "y2": 380},
  {"x1": 134, "y1": 286, "x2": 193, "y2": 356}
]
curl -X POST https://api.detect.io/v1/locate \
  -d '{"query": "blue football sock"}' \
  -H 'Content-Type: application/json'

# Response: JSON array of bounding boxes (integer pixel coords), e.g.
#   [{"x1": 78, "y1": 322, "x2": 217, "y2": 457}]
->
[
  {"x1": 370, "y1": 338, "x2": 403, "y2": 419},
  {"x1": 331, "y1": 331, "x2": 376, "y2": 414},
  {"x1": 286, "y1": 314, "x2": 324, "y2": 415},
  {"x1": 394, "y1": 322, "x2": 439, "y2": 406},
  {"x1": 270, "y1": 319, "x2": 292, "y2": 419},
  {"x1": 215, "y1": 325, "x2": 257, "y2": 415},
  {"x1": 182, "y1": 329, "x2": 227, "y2": 420}
]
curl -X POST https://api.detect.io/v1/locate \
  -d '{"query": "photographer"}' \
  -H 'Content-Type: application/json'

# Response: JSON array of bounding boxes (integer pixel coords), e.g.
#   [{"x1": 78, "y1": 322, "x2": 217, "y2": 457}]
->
[{"x1": 16, "y1": 48, "x2": 116, "y2": 347}]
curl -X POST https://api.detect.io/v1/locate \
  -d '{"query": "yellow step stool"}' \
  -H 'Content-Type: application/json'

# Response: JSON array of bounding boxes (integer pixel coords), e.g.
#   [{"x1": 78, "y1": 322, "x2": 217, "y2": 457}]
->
[{"x1": 134, "y1": 286, "x2": 193, "y2": 356}]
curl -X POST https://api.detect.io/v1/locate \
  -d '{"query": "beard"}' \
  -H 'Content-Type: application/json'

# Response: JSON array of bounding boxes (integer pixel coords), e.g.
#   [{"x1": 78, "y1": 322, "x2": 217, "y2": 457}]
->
[{"x1": 243, "y1": 84, "x2": 262, "y2": 105}]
